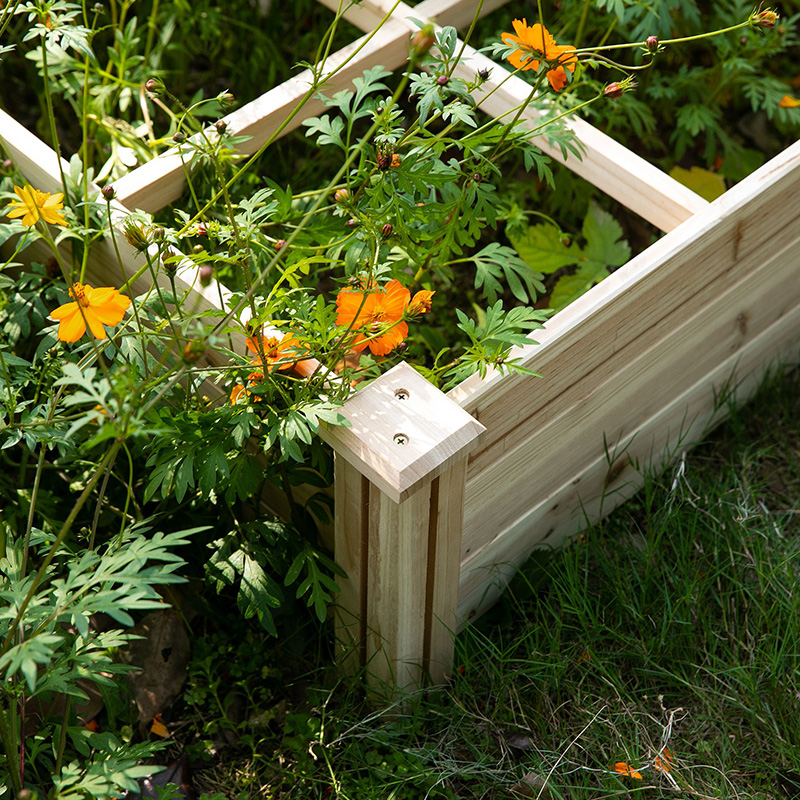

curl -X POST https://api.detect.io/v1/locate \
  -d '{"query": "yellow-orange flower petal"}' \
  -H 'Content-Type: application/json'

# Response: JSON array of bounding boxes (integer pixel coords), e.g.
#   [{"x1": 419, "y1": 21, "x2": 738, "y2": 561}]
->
[
  {"x1": 654, "y1": 748, "x2": 672, "y2": 774},
  {"x1": 150, "y1": 714, "x2": 169, "y2": 738},
  {"x1": 6, "y1": 185, "x2": 68, "y2": 227},
  {"x1": 613, "y1": 762, "x2": 643, "y2": 780},
  {"x1": 501, "y1": 19, "x2": 577, "y2": 92},
  {"x1": 49, "y1": 283, "x2": 131, "y2": 342},
  {"x1": 407, "y1": 289, "x2": 435, "y2": 316},
  {"x1": 779, "y1": 94, "x2": 800, "y2": 108}
]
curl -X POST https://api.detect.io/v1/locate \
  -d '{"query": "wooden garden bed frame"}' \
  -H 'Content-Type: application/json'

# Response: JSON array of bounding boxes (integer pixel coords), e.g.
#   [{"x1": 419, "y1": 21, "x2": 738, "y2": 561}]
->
[{"x1": 3, "y1": 0, "x2": 800, "y2": 691}]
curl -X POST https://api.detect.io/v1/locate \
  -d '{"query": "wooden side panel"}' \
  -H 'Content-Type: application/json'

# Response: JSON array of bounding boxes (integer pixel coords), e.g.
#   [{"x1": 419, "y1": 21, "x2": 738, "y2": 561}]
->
[
  {"x1": 366, "y1": 483, "x2": 432, "y2": 690},
  {"x1": 450, "y1": 141, "x2": 800, "y2": 479},
  {"x1": 334, "y1": 457, "x2": 369, "y2": 672},
  {"x1": 460, "y1": 221, "x2": 800, "y2": 561},
  {"x1": 425, "y1": 459, "x2": 467, "y2": 684},
  {"x1": 457, "y1": 297, "x2": 800, "y2": 624}
]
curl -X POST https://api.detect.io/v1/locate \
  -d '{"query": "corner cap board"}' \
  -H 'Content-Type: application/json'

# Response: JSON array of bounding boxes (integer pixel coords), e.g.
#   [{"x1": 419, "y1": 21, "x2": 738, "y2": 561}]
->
[{"x1": 320, "y1": 362, "x2": 485, "y2": 503}]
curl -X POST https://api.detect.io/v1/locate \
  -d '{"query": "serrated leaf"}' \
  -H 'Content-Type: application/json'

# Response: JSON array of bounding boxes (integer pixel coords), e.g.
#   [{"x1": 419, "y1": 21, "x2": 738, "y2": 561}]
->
[{"x1": 581, "y1": 204, "x2": 630, "y2": 268}]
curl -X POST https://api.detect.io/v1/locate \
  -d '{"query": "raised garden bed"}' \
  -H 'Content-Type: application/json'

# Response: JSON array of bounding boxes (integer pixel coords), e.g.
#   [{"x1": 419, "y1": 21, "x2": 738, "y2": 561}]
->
[{"x1": 2, "y1": 0, "x2": 799, "y2": 694}]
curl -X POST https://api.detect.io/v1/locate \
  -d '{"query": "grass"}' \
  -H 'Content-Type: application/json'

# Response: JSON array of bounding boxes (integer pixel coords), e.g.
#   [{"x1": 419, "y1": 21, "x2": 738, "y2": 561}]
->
[{"x1": 178, "y1": 361, "x2": 800, "y2": 799}]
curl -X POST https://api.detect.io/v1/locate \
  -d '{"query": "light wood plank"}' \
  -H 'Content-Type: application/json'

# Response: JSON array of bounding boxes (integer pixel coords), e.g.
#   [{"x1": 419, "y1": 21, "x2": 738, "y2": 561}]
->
[
  {"x1": 449, "y1": 140, "x2": 800, "y2": 477},
  {"x1": 366, "y1": 482, "x2": 432, "y2": 690},
  {"x1": 425, "y1": 458, "x2": 468, "y2": 684},
  {"x1": 333, "y1": 457, "x2": 369, "y2": 672},
  {"x1": 457, "y1": 297, "x2": 800, "y2": 625},
  {"x1": 333, "y1": 0, "x2": 707, "y2": 231},
  {"x1": 460, "y1": 225, "x2": 800, "y2": 560}
]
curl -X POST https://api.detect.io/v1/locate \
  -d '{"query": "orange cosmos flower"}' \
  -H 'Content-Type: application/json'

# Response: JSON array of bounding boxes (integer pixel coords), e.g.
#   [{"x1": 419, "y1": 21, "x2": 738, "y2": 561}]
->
[
  {"x1": 613, "y1": 762, "x2": 643, "y2": 780},
  {"x1": 6, "y1": 185, "x2": 68, "y2": 227},
  {"x1": 501, "y1": 19, "x2": 577, "y2": 91},
  {"x1": 49, "y1": 284, "x2": 131, "y2": 342},
  {"x1": 230, "y1": 332, "x2": 305, "y2": 403},
  {"x1": 336, "y1": 280, "x2": 434, "y2": 356},
  {"x1": 654, "y1": 748, "x2": 673, "y2": 774}
]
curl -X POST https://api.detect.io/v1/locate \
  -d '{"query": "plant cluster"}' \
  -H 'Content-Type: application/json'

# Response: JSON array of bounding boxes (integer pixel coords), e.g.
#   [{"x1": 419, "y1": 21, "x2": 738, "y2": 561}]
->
[{"x1": 0, "y1": 0, "x2": 785, "y2": 795}]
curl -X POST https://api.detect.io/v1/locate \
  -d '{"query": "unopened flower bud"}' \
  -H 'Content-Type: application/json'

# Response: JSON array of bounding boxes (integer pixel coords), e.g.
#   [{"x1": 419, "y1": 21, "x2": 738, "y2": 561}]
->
[
  {"x1": 162, "y1": 253, "x2": 177, "y2": 274},
  {"x1": 274, "y1": 239, "x2": 287, "y2": 251},
  {"x1": 754, "y1": 8, "x2": 778, "y2": 28},
  {"x1": 92, "y1": 3, "x2": 104, "y2": 13},
  {"x1": 192, "y1": 244, "x2": 205, "y2": 255},
  {"x1": 409, "y1": 23, "x2": 435, "y2": 58},
  {"x1": 396, "y1": 341, "x2": 407, "y2": 353},
  {"x1": 173, "y1": 131, "x2": 186, "y2": 143},
  {"x1": 381, "y1": 223, "x2": 393, "y2": 238},
  {"x1": 645, "y1": 35, "x2": 659, "y2": 53},
  {"x1": 199, "y1": 264, "x2": 214, "y2": 286},
  {"x1": 478, "y1": 68, "x2": 491, "y2": 82},
  {"x1": 197, "y1": 223, "x2": 207, "y2": 237},
  {"x1": 214, "y1": 119, "x2": 228, "y2": 135},
  {"x1": 346, "y1": 218, "x2": 359, "y2": 228},
  {"x1": 123, "y1": 220, "x2": 150, "y2": 252},
  {"x1": 604, "y1": 82, "x2": 623, "y2": 99},
  {"x1": 391, "y1": 154, "x2": 402, "y2": 168},
  {"x1": 377, "y1": 150, "x2": 392, "y2": 170},
  {"x1": 436, "y1": 74, "x2": 450, "y2": 86},
  {"x1": 472, "y1": 173, "x2": 482, "y2": 183},
  {"x1": 145, "y1": 77, "x2": 163, "y2": 95},
  {"x1": 101, "y1": 184, "x2": 116, "y2": 201},
  {"x1": 217, "y1": 91, "x2": 234, "y2": 106},
  {"x1": 334, "y1": 188, "x2": 350, "y2": 203},
  {"x1": 183, "y1": 340, "x2": 205, "y2": 363}
]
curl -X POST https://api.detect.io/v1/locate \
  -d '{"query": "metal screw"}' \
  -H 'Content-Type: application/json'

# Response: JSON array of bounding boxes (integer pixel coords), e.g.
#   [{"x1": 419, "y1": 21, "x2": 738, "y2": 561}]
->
[
  {"x1": 393, "y1": 433, "x2": 408, "y2": 446},
  {"x1": 394, "y1": 388, "x2": 409, "y2": 401}
]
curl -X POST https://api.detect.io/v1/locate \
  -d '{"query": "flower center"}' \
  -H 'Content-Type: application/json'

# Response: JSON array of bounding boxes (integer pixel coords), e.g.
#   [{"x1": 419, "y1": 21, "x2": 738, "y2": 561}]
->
[
  {"x1": 367, "y1": 311, "x2": 389, "y2": 334},
  {"x1": 263, "y1": 337, "x2": 280, "y2": 358},
  {"x1": 70, "y1": 283, "x2": 89, "y2": 308}
]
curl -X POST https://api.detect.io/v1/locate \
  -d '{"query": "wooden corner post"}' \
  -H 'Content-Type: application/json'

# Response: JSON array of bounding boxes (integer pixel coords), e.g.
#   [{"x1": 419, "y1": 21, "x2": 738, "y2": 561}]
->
[{"x1": 320, "y1": 363, "x2": 485, "y2": 690}]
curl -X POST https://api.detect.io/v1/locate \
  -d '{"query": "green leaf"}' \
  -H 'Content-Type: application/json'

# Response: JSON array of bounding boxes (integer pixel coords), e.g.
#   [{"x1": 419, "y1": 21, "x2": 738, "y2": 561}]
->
[
  {"x1": 581, "y1": 203, "x2": 630, "y2": 268},
  {"x1": 550, "y1": 261, "x2": 611, "y2": 311},
  {"x1": 669, "y1": 165, "x2": 727, "y2": 202},
  {"x1": 509, "y1": 223, "x2": 577, "y2": 274}
]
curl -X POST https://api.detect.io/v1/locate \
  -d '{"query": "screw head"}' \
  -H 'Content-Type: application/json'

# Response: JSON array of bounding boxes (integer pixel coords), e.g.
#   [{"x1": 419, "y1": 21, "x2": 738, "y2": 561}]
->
[{"x1": 393, "y1": 433, "x2": 408, "y2": 446}]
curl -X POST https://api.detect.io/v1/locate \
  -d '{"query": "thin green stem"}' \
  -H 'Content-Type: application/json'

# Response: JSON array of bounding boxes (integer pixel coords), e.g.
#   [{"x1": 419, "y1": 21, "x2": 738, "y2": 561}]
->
[
  {"x1": 40, "y1": 39, "x2": 70, "y2": 210},
  {"x1": 0, "y1": 700, "x2": 22, "y2": 793},
  {"x1": 20, "y1": 446, "x2": 46, "y2": 579}
]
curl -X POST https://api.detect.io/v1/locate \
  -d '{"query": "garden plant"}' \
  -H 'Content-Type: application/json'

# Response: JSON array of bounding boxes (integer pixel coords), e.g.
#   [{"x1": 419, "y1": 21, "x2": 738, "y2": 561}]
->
[{"x1": 0, "y1": 0, "x2": 795, "y2": 796}]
